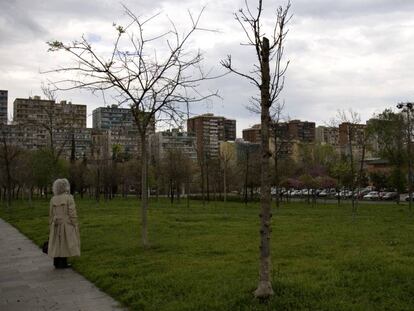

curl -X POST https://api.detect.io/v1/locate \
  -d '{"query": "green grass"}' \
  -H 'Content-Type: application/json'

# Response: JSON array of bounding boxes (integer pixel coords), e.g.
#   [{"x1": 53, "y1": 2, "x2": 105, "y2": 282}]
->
[{"x1": 1, "y1": 198, "x2": 414, "y2": 310}]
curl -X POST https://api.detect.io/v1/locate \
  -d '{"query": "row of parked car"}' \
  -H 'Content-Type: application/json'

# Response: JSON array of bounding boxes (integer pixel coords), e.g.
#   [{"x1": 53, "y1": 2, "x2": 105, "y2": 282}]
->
[{"x1": 275, "y1": 187, "x2": 400, "y2": 201}]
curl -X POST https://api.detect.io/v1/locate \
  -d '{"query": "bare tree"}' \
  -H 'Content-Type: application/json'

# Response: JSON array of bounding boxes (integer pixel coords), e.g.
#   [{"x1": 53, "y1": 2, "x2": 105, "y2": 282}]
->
[
  {"x1": 0, "y1": 124, "x2": 22, "y2": 207},
  {"x1": 46, "y1": 6, "x2": 215, "y2": 248},
  {"x1": 270, "y1": 102, "x2": 290, "y2": 208},
  {"x1": 221, "y1": 0, "x2": 291, "y2": 298},
  {"x1": 220, "y1": 142, "x2": 234, "y2": 202},
  {"x1": 334, "y1": 109, "x2": 366, "y2": 220}
]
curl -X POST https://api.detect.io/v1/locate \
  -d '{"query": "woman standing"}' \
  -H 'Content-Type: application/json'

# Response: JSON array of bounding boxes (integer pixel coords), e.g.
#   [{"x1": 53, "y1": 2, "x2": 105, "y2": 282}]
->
[{"x1": 48, "y1": 178, "x2": 80, "y2": 268}]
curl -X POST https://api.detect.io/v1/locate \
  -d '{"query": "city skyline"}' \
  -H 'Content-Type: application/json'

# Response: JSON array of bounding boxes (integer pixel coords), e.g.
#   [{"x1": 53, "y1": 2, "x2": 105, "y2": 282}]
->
[{"x1": 1, "y1": 0, "x2": 414, "y2": 137}]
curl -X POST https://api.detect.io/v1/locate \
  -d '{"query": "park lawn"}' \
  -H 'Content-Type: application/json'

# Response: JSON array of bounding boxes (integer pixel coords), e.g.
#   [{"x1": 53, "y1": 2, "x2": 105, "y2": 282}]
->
[{"x1": 1, "y1": 198, "x2": 414, "y2": 311}]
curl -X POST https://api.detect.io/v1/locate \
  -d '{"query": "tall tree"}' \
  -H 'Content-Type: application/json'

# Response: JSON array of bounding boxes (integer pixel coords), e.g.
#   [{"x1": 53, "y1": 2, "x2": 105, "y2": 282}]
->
[
  {"x1": 46, "y1": 6, "x2": 215, "y2": 248},
  {"x1": 221, "y1": 0, "x2": 291, "y2": 298}
]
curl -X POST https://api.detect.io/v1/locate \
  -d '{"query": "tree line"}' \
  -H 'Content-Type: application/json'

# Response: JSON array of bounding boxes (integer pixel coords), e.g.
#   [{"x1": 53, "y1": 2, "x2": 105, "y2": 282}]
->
[{"x1": 1, "y1": 107, "x2": 411, "y2": 208}]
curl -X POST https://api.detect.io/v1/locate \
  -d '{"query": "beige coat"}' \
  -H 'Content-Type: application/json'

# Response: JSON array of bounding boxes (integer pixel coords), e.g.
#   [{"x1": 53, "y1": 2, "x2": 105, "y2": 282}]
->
[{"x1": 48, "y1": 194, "x2": 81, "y2": 257}]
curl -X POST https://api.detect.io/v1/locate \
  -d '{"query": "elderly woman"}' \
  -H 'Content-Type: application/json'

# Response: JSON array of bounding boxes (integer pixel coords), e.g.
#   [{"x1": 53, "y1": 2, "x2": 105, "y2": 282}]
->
[{"x1": 48, "y1": 178, "x2": 80, "y2": 269}]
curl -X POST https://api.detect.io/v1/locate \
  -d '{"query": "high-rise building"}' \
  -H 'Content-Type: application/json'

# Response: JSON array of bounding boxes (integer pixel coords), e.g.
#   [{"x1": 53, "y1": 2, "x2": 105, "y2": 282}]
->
[
  {"x1": 0, "y1": 90, "x2": 8, "y2": 125},
  {"x1": 150, "y1": 129, "x2": 197, "y2": 162},
  {"x1": 92, "y1": 105, "x2": 155, "y2": 158},
  {"x1": 338, "y1": 122, "x2": 367, "y2": 156},
  {"x1": 92, "y1": 105, "x2": 136, "y2": 129},
  {"x1": 10, "y1": 96, "x2": 88, "y2": 159},
  {"x1": 288, "y1": 120, "x2": 315, "y2": 142},
  {"x1": 13, "y1": 96, "x2": 87, "y2": 128},
  {"x1": 243, "y1": 120, "x2": 315, "y2": 144},
  {"x1": 0, "y1": 124, "x2": 45, "y2": 150},
  {"x1": 242, "y1": 124, "x2": 261, "y2": 143},
  {"x1": 187, "y1": 113, "x2": 236, "y2": 159},
  {"x1": 315, "y1": 126, "x2": 339, "y2": 146}
]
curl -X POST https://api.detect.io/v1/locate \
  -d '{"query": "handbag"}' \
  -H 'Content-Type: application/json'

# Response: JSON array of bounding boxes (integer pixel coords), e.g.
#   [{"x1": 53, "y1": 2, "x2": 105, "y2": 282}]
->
[{"x1": 42, "y1": 240, "x2": 49, "y2": 254}]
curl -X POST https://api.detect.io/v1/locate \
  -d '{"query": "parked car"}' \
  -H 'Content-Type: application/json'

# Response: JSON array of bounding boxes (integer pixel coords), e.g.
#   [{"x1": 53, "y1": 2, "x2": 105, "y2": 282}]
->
[
  {"x1": 335, "y1": 190, "x2": 352, "y2": 198},
  {"x1": 363, "y1": 191, "x2": 380, "y2": 200},
  {"x1": 353, "y1": 189, "x2": 371, "y2": 199},
  {"x1": 381, "y1": 192, "x2": 398, "y2": 200},
  {"x1": 318, "y1": 189, "x2": 329, "y2": 197},
  {"x1": 405, "y1": 194, "x2": 414, "y2": 201}
]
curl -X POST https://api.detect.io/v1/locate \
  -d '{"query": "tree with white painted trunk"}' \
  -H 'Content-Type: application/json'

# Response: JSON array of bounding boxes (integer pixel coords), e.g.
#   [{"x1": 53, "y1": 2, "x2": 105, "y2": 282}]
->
[{"x1": 221, "y1": 0, "x2": 291, "y2": 298}]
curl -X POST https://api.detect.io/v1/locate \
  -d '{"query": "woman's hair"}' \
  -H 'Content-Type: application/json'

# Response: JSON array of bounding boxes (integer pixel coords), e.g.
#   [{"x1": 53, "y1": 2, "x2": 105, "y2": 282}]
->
[{"x1": 52, "y1": 178, "x2": 71, "y2": 196}]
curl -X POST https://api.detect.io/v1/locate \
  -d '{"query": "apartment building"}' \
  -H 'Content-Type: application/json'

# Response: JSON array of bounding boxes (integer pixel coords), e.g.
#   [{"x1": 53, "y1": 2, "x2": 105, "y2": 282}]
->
[
  {"x1": 243, "y1": 120, "x2": 315, "y2": 143},
  {"x1": 338, "y1": 122, "x2": 367, "y2": 156},
  {"x1": 288, "y1": 120, "x2": 315, "y2": 142},
  {"x1": 0, "y1": 90, "x2": 7, "y2": 125},
  {"x1": 315, "y1": 126, "x2": 339, "y2": 146},
  {"x1": 242, "y1": 124, "x2": 261, "y2": 143},
  {"x1": 150, "y1": 129, "x2": 197, "y2": 162},
  {"x1": 92, "y1": 105, "x2": 155, "y2": 158},
  {"x1": 187, "y1": 113, "x2": 236, "y2": 159},
  {"x1": 0, "y1": 124, "x2": 45, "y2": 150},
  {"x1": 92, "y1": 105, "x2": 136, "y2": 129},
  {"x1": 14, "y1": 96, "x2": 86, "y2": 128}
]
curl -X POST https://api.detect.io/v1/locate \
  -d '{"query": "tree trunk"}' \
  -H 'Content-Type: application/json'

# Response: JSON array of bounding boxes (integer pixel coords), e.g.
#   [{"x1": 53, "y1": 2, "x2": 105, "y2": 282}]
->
[
  {"x1": 200, "y1": 159, "x2": 205, "y2": 206},
  {"x1": 223, "y1": 161, "x2": 227, "y2": 202},
  {"x1": 141, "y1": 132, "x2": 149, "y2": 248},
  {"x1": 348, "y1": 128, "x2": 356, "y2": 221},
  {"x1": 186, "y1": 175, "x2": 190, "y2": 208},
  {"x1": 254, "y1": 37, "x2": 274, "y2": 298},
  {"x1": 244, "y1": 150, "x2": 249, "y2": 205},
  {"x1": 206, "y1": 160, "x2": 210, "y2": 203},
  {"x1": 274, "y1": 144, "x2": 280, "y2": 208},
  {"x1": 355, "y1": 141, "x2": 366, "y2": 211}
]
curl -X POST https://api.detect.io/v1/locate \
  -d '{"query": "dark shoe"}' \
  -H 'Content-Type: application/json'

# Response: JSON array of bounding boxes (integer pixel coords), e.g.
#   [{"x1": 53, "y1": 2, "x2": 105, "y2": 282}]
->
[
  {"x1": 61, "y1": 258, "x2": 71, "y2": 269},
  {"x1": 53, "y1": 257, "x2": 60, "y2": 268}
]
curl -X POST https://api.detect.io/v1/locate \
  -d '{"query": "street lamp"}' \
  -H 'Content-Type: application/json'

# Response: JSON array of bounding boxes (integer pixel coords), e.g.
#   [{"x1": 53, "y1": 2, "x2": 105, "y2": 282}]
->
[{"x1": 397, "y1": 102, "x2": 414, "y2": 212}]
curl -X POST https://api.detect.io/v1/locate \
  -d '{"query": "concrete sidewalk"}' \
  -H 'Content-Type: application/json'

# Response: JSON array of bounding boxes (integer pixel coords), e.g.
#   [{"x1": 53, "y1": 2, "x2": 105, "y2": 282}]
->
[{"x1": 0, "y1": 218, "x2": 125, "y2": 311}]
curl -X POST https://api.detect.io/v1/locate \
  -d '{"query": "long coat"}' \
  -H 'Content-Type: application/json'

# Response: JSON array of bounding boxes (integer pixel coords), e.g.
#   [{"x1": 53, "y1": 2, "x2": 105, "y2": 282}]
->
[{"x1": 48, "y1": 194, "x2": 81, "y2": 257}]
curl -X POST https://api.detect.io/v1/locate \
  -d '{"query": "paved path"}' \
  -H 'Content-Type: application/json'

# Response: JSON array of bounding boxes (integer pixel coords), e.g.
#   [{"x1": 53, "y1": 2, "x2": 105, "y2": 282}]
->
[{"x1": 0, "y1": 218, "x2": 126, "y2": 311}]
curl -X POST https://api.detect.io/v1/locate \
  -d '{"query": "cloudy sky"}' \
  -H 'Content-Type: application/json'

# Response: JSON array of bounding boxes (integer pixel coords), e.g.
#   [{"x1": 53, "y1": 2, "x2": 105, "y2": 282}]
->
[{"x1": 1, "y1": 0, "x2": 414, "y2": 136}]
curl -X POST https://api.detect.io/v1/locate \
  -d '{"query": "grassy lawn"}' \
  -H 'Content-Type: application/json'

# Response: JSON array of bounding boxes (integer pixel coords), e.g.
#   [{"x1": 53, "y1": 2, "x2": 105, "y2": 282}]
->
[{"x1": 1, "y1": 198, "x2": 414, "y2": 310}]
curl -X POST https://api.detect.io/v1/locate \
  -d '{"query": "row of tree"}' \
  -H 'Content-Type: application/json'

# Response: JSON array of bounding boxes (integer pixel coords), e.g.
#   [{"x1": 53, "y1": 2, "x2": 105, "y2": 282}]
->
[{"x1": 2, "y1": 108, "x2": 412, "y2": 208}]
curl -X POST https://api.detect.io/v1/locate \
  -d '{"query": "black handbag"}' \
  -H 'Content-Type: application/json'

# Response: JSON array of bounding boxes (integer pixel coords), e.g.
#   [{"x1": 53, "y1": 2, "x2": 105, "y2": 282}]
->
[{"x1": 42, "y1": 240, "x2": 49, "y2": 254}]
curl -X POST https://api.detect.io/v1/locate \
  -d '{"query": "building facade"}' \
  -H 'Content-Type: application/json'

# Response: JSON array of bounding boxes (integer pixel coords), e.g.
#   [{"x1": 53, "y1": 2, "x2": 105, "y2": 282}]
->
[
  {"x1": 0, "y1": 90, "x2": 7, "y2": 125},
  {"x1": 14, "y1": 96, "x2": 86, "y2": 128},
  {"x1": 92, "y1": 105, "x2": 136, "y2": 129},
  {"x1": 287, "y1": 120, "x2": 315, "y2": 142},
  {"x1": 338, "y1": 122, "x2": 367, "y2": 156},
  {"x1": 150, "y1": 129, "x2": 197, "y2": 162},
  {"x1": 92, "y1": 105, "x2": 155, "y2": 158},
  {"x1": 187, "y1": 113, "x2": 236, "y2": 159},
  {"x1": 243, "y1": 120, "x2": 315, "y2": 144},
  {"x1": 315, "y1": 126, "x2": 339, "y2": 146},
  {"x1": 242, "y1": 124, "x2": 261, "y2": 143}
]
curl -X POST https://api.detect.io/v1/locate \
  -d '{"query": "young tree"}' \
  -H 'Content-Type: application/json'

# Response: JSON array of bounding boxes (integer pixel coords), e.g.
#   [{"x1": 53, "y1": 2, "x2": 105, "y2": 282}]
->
[
  {"x1": 221, "y1": 0, "x2": 291, "y2": 298},
  {"x1": 270, "y1": 103, "x2": 290, "y2": 207},
  {"x1": 334, "y1": 109, "x2": 366, "y2": 219},
  {"x1": 0, "y1": 125, "x2": 22, "y2": 207},
  {"x1": 367, "y1": 110, "x2": 406, "y2": 201},
  {"x1": 46, "y1": 6, "x2": 215, "y2": 248},
  {"x1": 220, "y1": 142, "x2": 235, "y2": 202}
]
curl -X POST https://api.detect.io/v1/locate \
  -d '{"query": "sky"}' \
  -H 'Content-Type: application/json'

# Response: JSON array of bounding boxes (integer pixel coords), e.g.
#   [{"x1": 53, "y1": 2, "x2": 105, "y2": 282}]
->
[{"x1": 1, "y1": 0, "x2": 414, "y2": 137}]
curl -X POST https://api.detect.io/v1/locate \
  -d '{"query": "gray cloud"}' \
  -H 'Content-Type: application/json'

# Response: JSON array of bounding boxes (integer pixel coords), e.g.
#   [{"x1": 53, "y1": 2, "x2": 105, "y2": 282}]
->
[
  {"x1": 1, "y1": 0, "x2": 414, "y2": 136},
  {"x1": 292, "y1": 0, "x2": 414, "y2": 19}
]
